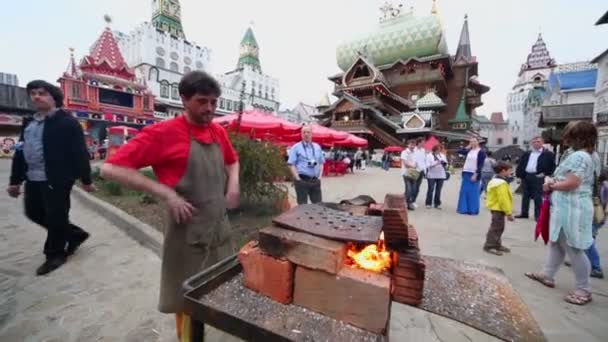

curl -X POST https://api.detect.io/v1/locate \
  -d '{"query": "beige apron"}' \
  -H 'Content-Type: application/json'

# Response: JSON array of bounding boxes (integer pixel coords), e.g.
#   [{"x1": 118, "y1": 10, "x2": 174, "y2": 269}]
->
[{"x1": 158, "y1": 136, "x2": 236, "y2": 313}]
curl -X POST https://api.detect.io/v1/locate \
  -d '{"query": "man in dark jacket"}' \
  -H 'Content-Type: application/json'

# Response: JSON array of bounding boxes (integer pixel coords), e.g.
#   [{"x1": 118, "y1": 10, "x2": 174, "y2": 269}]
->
[
  {"x1": 6, "y1": 80, "x2": 95, "y2": 275},
  {"x1": 515, "y1": 136, "x2": 555, "y2": 221}
]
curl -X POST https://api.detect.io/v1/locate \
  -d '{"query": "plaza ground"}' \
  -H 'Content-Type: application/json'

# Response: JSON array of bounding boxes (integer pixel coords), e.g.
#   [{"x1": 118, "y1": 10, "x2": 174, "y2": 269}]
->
[{"x1": 1, "y1": 160, "x2": 607, "y2": 341}]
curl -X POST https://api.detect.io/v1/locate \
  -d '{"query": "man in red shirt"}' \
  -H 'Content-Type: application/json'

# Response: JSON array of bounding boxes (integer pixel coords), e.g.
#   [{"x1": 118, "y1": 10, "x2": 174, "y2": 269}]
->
[{"x1": 101, "y1": 71, "x2": 239, "y2": 340}]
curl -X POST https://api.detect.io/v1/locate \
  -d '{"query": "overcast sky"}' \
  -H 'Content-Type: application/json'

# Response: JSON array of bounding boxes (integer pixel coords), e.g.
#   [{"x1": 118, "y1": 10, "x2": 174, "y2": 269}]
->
[{"x1": 2, "y1": 0, "x2": 605, "y2": 117}]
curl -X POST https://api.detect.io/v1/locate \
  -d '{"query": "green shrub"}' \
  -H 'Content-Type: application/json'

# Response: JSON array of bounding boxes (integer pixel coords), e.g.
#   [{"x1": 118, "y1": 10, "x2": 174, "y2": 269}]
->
[
  {"x1": 140, "y1": 193, "x2": 158, "y2": 204},
  {"x1": 104, "y1": 181, "x2": 123, "y2": 196},
  {"x1": 229, "y1": 133, "x2": 289, "y2": 205}
]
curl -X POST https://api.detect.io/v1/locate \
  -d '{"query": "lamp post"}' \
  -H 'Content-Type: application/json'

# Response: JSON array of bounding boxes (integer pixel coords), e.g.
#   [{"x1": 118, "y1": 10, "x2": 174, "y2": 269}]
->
[{"x1": 236, "y1": 80, "x2": 246, "y2": 131}]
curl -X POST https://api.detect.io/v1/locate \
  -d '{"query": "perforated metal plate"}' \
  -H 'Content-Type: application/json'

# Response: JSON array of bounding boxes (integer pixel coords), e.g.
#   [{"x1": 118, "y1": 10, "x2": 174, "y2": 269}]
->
[{"x1": 272, "y1": 204, "x2": 383, "y2": 243}]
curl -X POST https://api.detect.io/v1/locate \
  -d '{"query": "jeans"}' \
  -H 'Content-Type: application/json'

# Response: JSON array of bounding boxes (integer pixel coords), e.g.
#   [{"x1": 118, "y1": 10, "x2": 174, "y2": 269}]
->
[
  {"x1": 585, "y1": 224, "x2": 603, "y2": 272},
  {"x1": 403, "y1": 176, "x2": 417, "y2": 205},
  {"x1": 425, "y1": 178, "x2": 444, "y2": 207}
]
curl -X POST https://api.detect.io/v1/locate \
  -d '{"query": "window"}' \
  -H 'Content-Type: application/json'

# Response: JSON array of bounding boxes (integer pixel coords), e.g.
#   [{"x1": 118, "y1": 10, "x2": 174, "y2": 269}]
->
[
  {"x1": 72, "y1": 84, "x2": 81, "y2": 99},
  {"x1": 170, "y1": 62, "x2": 179, "y2": 72},
  {"x1": 497, "y1": 138, "x2": 503, "y2": 145},
  {"x1": 143, "y1": 95, "x2": 150, "y2": 109},
  {"x1": 148, "y1": 68, "x2": 159, "y2": 81},
  {"x1": 513, "y1": 137, "x2": 518, "y2": 145},
  {"x1": 160, "y1": 83, "x2": 169, "y2": 98},
  {"x1": 227, "y1": 100, "x2": 232, "y2": 111},
  {"x1": 219, "y1": 98, "x2": 225, "y2": 109},
  {"x1": 156, "y1": 57, "x2": 166, "y2": 69},
  {"x1": 252, "y1": 81, "x2": 256, "y2": 93},
  {"x1": 184, "y1": 66, "x2": 191, "y2": 74},
  {"x1": 171, "y1": 85, "x2": 179, "y2": 100},
  {"x1": 265, "y1": 92, "x2": 268, "y2": 99}
]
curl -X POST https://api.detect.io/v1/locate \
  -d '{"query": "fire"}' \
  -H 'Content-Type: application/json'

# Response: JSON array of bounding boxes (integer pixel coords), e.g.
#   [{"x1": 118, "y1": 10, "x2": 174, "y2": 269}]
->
[{"x1": 346, "y1": 232, "x2": 393, "y2": 273}]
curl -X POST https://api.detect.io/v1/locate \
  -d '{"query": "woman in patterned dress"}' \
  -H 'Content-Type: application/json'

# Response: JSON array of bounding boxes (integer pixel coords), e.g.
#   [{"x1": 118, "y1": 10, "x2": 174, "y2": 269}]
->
[{"x1": 525, "y1": 121, "x2": 598, "y2": 305}]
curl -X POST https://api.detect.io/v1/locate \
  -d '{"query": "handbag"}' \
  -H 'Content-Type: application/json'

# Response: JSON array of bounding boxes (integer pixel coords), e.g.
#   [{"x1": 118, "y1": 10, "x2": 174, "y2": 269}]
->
[
  {"x1": 593, "y1": 171, "x2": 605, "y2": 225},
  {"x1": 405, "y1": 168, "x2": 421, "y2": 180},
  {"x1": 535, "y1": 193, "x2": 551, "y2": 244}
]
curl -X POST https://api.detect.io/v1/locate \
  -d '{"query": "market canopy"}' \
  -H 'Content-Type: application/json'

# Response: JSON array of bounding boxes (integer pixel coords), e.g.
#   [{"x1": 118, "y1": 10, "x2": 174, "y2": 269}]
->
[
  {"x1": 334, "y1": 134, "x2": 368, "y2": 148},
  {"x1": 213, "y1": 110, "x2": 301, "y2": 138},
  {"x1": 384, "y1": 145, "x2": 404, "y2": 153},
  {"x1": 281, "y1": 124, "x2": 349, "y2": 145},
  {"x1": 107, "y1": 125, "x2": 139, "y2": 136}
]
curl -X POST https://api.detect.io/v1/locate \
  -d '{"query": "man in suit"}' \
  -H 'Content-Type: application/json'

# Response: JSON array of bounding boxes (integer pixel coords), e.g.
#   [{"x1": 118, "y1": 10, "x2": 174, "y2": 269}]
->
[
  {"x1": 6, "y1": 80, "x2": 95, "y2": 275},
  {"x1": 515, "y1": 136, "x2": 555, "y2": 221}
]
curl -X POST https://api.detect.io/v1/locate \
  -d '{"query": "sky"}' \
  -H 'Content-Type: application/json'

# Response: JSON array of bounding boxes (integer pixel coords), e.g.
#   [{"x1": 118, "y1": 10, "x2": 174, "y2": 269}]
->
[{"x1": 1, "y1": 0, "x2": 606, "y2": 118}]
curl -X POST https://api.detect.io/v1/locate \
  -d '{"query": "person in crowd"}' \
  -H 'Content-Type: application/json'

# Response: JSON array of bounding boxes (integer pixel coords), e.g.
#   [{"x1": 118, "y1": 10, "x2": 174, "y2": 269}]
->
[
  {"x1": 525, "y1": 121, "x2": 598, "y2": 306},
  {"x1": 412, "y1": 138, "x2": 427, "y2": 204},
  {"x1": 382, "y1": 152, "x2": 390, "y2": 170},
  {"x1": 101, "y1": 71, "x2": 240, "y2": 339},
  {"x1": 483, "y1": 161, "x2": 515, "y2": 255},
  {"x1": 425, "y1": 144, "x2": 447, "y2": 209},
  {"x1": 457, "y1": 137, "x2": 486, "y2": 215},
  {"x1": 7, "y1": 80, "x2": 95, "y2": 276},
  {"x1": 401, "y1": 139, "x2": 421, "y2": 210},
  {"x1": 515, "y1": 136, "x2": 556, "y2": 221},
  {"x1": 354, "y1": 148, "x2": 363, "y2": 170},
  {"x1": 481, "y1": 150, "x2": 497, "y2": 196},
  {"x1": 288, "y1": 125, "x2": 325, "y2": 204},
  {"x1": 361, "y1": 150, "x2": 368, "y2": 170}
]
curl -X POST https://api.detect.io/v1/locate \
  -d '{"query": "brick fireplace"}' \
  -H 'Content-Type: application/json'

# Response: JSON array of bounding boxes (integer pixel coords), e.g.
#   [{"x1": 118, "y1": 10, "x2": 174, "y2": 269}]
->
[{"x1": 238, "y1": 194, "x2": 425, "y2": 334}]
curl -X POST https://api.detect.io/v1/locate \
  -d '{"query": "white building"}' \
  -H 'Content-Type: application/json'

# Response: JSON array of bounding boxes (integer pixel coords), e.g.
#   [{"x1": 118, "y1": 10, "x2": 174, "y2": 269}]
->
[
  {"x1": 593, "y1": 12, "x2": 608, "y2": 165},
  {"x1": 115, "y1": 0, "x2": 212, "y2": 120},
  {"x1": 472, "y1": 112, "x2": 510, "y2": 151},
  {"x1": 216, "y1": 27, "x2": 280, "y2": 115},
  {"x1": 0, "y1": 72, "x2": 18, "y2": 86},
  {"x1": 507, "y1": 34, "x2": 556, "y2": 147}
]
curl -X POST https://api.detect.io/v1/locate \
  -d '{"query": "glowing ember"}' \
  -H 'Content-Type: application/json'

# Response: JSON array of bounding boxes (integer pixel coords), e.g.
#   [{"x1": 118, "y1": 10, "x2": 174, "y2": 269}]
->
[{"x1": 346, "y1": 232, "x2": 393, "y2": 273}]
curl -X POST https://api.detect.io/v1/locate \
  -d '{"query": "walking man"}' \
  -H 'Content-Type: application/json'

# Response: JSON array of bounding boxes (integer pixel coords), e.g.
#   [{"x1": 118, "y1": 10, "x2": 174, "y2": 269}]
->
[
  {"x1": 288, "y1": 125, "x2": 325, "y2": 205},
  {"x1": 7, "y1": 80, "x2": 94, "y2": 275},
  {"x1": 515, "y1": 136, "x2": 556, "y2": 220},
  {"x1": 101, "y1": 71, "x2": 240, "y2": 340},
  {"x1": 401, "y1": 139, "x2": 420, "y2": 210}
]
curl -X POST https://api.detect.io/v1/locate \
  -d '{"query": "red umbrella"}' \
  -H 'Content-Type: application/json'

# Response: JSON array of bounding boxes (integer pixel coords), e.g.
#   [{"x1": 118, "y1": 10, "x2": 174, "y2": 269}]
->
[
  {"x1": 213, "y1": 110, "x2": 301, "y2": 138},
  {"x1": 108, "y1": 125, "x2": 139, "y2": 136},
  {"x1": 424, "y1": 136, "x2": 440, "y2": 151},
  {"x1": 334, "y1": 134, "x2": 368, "y2": 148},
  {"x1": 384, "y1": 145, "x2": 404, "y2": 153}
]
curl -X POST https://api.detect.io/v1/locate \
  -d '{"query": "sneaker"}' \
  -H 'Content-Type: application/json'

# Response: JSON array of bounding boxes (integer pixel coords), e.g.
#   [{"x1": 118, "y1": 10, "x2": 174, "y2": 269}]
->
[
  {"x1": 483, "y1": 247, "x2": 503, "y2": 256},
  {"x1": 67, "y1": 232, "x2": 90, "y2": 256},
  {"x1": 407, "y1": 204, "x2": 416, "y2": 211},
  {"x1": 591, "y1": 269, "x2": 604, "y2": 279},
  {"x1": 497, "y1": 246, "x2": 511, "y2": 253},
  {"x1": 426, "y1": 205, "x2": 432, "y2": 209},
  {"x1": 412, "y1": 203, "x2": 418, "y2": 209},
  {"x1": 36, "y1": 256, "x2": 66, "y2": 276},
  {"x1": 435, "y1": 206, "x2": 442, "y2": 210}
]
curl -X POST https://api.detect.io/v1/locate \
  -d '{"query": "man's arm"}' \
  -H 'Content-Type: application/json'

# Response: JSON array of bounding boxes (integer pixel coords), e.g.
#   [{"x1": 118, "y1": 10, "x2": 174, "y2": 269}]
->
[
  {"x1": 515, "y1": 152, "x2": 528, "y2": 179},
  {"x1": 68, "y1": 118, "x2": 92, "y2": 185},
  {"x1": 289, "y1": 165, "x2": 300, "y2": 181},
  {"x1": 225, "y1": 162, "x2": 240, "y2": 209}
]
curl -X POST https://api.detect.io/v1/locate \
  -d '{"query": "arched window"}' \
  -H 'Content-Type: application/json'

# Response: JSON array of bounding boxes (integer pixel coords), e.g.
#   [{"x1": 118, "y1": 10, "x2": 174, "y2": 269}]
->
[
  {"x1": 148, "y1": 68, "x2": 159, "y2": 81},
  {"x1": 184, "y1": 66, "x2": 191, "y2": 74},
  {"x1": 72, "y1": 84, "x2": 81, "y2": 99},
  {"x1": 171, "y1": 85, "x2": 179, "y2": 100},
  {"x1": 170, "y1": 62, "x2": 179, "y2": 72},
  {"x1": 160, "y1": 83, "x2": 169, "y2": 98},
  {"x1": 156, "y1": 57, "x2": 166, "y2": 69}
]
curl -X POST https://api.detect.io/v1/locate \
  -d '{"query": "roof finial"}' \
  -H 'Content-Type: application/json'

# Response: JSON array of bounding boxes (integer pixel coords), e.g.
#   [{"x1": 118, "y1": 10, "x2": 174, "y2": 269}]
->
[
  {"x1": 69, "y1": 47, "x2": 75, "y2": 56},
  {"x1": 464, "y1": 13, "x2": 468, "y2": 20},
  {"x1": 103, "y1": 14, "x2": 112, "y2": 27},
  {"x1": 431, "y1": 0, "x2": 438, "y2": 15}
]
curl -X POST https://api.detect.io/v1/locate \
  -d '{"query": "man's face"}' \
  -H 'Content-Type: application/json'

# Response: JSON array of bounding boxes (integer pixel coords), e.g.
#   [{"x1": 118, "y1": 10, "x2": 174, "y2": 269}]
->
[
  {"x1": 29, "y1": 88, "x2": 55, "y2": 112},
  {"x1": 181, "y1": 93, "x2": 217, "y2": 125},
  {"x1": 301, "y1": 127, "x2": 313, "y2": 143},
  {"x1": 531, "y1": 138, "x2": 543, "y2": 150},
  {"x1": 408, "y1": 142, "x2": 415, "y2": 150}
]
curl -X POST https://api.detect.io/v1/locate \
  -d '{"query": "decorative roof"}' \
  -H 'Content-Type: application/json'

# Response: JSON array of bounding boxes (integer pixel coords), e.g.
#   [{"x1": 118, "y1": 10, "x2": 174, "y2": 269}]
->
[
  {"x1": 520, "y1": 33, "x2": 556, "y2": 73},
  {"x1": 80, "y1": 20, "x2": 135, "y2": 80},
  {"x1": 454, "y1": 15, "x2": 473, "y2": 64},
  {"x1": 597, "y1": 10, "x2": 608, "y2": 25},
  {"x1": 473, "y1": 114, "x2": 491, "y2": 124},
  {"x1": 151, "y1": 0, "x2": 185, "y2": 39},
  {"x1": 490, "y1": 112, "x2": 505, "y2": 123},
  {"x1": 237, "y1": 27, "x2": 262, "y2": 72},
  {"x1": 400, "y1": 110, "x2": 432, "y2": 130},
  {"x1": 336, "y1": 10, "x2": 448, "y2": 71},
  {"x1": 416, "y1": 90, "x2": 445, "y2": 108},
  {"x1": 317, "y1": 93, "x2": 331, "y2": 108},
  {"x1": 556, "y1": 61, "x2": 597, "y2": 73},
  {"x1": 449, "y1": 93, "x2": 470, "y2": 123},
  {"x1": 64, "y1": 48, "x2": 81, "y2": 78}
]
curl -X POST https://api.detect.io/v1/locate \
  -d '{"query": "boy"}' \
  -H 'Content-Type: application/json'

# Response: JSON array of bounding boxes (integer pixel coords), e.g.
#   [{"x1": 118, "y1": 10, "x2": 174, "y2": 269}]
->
[{"x1": 484, "y1": 161, "x2": 514, "y2": 255}]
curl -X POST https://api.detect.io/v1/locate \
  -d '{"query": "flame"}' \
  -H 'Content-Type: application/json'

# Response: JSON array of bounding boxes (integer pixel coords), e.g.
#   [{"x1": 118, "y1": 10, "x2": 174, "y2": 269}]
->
[{"x1": 346, "y1": 232, "x2": 393, "y2": 273}]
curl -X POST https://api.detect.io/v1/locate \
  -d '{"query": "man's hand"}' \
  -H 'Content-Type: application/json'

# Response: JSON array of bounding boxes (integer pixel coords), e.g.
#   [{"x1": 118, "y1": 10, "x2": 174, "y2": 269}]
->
[
  {"x1": 507, "y1": 214, "x2": 514, "y2": 222},
  {"x1": 82, "y1": 183, "x2": 97, "y2": 193},
  {"x1": 6, "y1": 185, "x2": 21, "y2": 198},
  {"x1": 225, "y1": 190, "x2": 240, "y2": 209},
  {"x1": 166, "y1": 191, "x2": 195, "y2": 224},
  {"x1": 471, "y1": 174, "x2": 477, "y2": 182}
]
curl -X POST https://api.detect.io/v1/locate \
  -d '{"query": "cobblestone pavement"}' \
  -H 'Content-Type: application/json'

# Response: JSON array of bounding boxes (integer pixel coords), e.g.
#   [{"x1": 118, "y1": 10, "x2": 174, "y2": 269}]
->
[{"x1": 2, "y1": 159, "x2": 608, "y2": 341}]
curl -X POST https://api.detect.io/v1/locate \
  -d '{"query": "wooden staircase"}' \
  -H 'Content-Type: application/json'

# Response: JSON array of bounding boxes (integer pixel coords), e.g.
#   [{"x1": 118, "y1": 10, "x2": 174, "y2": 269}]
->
[{"x1": 369, "y1": 122, "x2": 403, "y2": 146}]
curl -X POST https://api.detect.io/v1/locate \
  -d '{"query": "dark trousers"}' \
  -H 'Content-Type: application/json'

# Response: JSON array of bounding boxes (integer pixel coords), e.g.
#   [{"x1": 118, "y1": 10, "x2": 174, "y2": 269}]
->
[
  {"x1": 24, "y1": 181, "x2": 88, "y2": 259},
  {"x1": 521, "y1": 174, "x2": 543, "y2": 219},
  {"x1": 294, "y1": 178, "x2": 322, "y2": 205},
  {"x1": 484, "y1": 211, "x2": 506, "y2": 249},
  {"x1": 425, "y1": 178, "x2": 444, "y2": 207}
]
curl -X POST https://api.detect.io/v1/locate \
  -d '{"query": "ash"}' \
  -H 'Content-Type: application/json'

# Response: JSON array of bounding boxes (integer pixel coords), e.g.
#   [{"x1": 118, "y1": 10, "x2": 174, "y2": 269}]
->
[{"x1": 202, "y1": 274, "x2": 386, "y2": 342}]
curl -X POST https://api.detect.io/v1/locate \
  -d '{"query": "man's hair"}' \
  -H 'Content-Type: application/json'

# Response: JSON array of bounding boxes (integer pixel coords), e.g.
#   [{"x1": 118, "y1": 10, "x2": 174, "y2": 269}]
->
[
  {"x1": 562, "y1": 121, "x2": 597, "y2": 152},
  {"x1": 531, "y1": 136, "x2": 543, "y2": 141},
  {"x1": 487, "y1": 151, "x2": 493, "y2": 157},
  {"x1": 407, "y1": 139, "x2": 416, "y2": 145},
  {"x1": 494, "y1": 161, "x2": 512, "y2": 174},
  {"x1": 416, "y1": 137, "x2": 424, "y2": 144},
  {"x1": 26, "y1": 80, "x2": 64, "y2": 107},
  {"x1": 178, "y1": 71, "x2": 222, "y2": 99}
]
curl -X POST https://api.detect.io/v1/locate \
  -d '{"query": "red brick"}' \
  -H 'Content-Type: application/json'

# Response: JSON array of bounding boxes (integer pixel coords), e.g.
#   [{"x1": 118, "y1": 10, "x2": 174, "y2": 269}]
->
[
  {"x1": 238, "y1": 241, "x2": 294, "y2": 304},
  {"x1": 293, "y1": 266, "x2": 390, "y2": 334},
  {"x1": 258, "y1": 225, "x2": 346, "y2": 274}
]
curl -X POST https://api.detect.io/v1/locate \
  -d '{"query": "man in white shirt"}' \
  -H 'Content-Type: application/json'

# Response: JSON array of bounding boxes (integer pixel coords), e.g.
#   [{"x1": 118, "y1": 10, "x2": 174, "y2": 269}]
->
[{"x1": 401, "y1": 139, "x2": 421, "y2": 210}]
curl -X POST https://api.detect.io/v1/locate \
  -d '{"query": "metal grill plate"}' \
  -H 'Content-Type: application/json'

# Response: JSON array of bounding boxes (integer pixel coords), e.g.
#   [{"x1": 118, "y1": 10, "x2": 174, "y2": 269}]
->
[{"x1": 272, "y1": 204, "x2": 383, "y2": 243}]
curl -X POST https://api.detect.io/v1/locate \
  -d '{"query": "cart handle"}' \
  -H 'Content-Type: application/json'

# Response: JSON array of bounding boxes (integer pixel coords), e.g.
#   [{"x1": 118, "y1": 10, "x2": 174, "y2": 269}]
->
[{"x1": 182, "y1": 253, "x2": 239, "y2": 293}]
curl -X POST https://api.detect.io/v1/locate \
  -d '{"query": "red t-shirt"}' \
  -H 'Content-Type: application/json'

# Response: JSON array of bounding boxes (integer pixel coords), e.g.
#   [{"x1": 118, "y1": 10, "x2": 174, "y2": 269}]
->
[{"x1": 106, "y1": 115, "x2": 238, "y2": 187}]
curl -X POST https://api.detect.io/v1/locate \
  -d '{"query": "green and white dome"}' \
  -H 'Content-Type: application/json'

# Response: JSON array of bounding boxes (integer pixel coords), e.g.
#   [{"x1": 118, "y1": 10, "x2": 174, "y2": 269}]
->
[{"x1": 336, "y1": 12, "x2": 448, "y2": 71}]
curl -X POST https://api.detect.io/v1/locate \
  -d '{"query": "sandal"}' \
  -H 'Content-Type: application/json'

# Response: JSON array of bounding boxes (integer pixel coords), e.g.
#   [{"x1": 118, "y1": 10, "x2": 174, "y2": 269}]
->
[
  {"x1": 483, "y1": 248, "x2": 503, "y2": 256},
  {"x1": 525, "y1": 272, "x2": 555, "y2": 288},
  {"x1": 498, "y1": 246, "x2": 511, "y2": 253},
  {"x1": 564, "y1": 290, "x2": 592, "y2": 305}
]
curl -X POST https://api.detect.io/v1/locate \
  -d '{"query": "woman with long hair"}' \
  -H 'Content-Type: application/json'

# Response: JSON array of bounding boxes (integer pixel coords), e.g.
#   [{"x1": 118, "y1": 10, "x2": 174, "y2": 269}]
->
[
  {"x1": 526, "y1": 121, "x2": 599, "y2": 305},
  {"x1": 456, "y1": 138, "x2": 486, "y2": 215}
]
